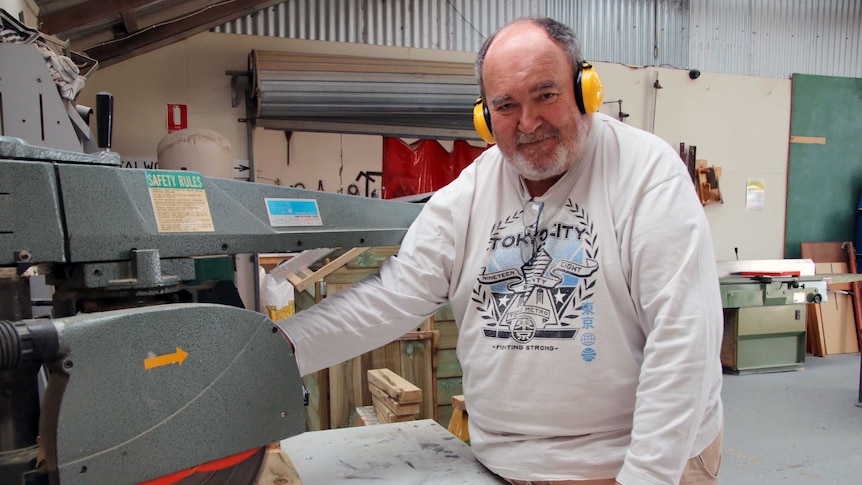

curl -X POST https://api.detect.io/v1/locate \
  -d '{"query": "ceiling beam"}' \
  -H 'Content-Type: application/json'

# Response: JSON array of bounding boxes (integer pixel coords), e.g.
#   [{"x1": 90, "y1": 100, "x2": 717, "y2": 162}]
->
[
  {"x1": 120, "y1": 9, "x2": 140, "y2": 34},
  {"x1": 81, "y1": 0, "x2": 284, "y2": 68},
  {"x1": 38, "y1": 0, "x2": 154, "y2": 36}
]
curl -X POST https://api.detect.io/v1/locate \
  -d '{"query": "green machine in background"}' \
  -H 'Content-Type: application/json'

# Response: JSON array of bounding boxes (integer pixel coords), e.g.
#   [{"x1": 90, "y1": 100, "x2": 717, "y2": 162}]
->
[
  {"x1": 718, "y1": 259, "x2": 862, "y2": 375},
  {"x1": 719, "y1": 271, "x2": 823, "y2": 374},
  {"x1": 720, "y1": 269, "x2": 862, "y2": 376}
]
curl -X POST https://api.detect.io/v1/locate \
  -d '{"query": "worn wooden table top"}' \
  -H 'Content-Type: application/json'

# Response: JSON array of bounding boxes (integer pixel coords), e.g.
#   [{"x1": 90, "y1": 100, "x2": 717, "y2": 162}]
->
[{"x1": 280, "y1": 419, "x2": 505, "y2": 484}]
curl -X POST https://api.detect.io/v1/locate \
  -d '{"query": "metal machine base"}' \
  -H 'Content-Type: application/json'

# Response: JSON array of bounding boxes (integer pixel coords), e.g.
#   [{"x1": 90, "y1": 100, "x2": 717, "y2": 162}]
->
[{"x1": 721, "y1": 306, "x2": 807, "y2": 375}]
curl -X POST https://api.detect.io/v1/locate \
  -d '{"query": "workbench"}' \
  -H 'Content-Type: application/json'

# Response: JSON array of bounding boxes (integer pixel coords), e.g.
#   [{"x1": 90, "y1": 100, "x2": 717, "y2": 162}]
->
[{"x1": 280, "y1": 419, "x2": 504, "y2": 484}]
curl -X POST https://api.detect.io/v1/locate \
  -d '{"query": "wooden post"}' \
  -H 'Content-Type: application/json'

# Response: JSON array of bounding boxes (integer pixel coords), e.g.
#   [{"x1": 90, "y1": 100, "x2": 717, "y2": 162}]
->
[{"x1": 845, "y1": 243, "x2": 862, "y2": 350}]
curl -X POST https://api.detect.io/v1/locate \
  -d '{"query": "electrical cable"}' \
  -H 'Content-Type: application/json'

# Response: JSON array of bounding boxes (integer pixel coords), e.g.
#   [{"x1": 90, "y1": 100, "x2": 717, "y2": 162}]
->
[{"x1": 445, "y1": 0, "x2": 484, "y2": 40}]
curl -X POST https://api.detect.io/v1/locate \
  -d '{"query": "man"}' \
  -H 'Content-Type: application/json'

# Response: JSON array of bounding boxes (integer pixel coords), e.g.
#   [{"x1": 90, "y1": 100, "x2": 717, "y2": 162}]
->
[{"x1": 279, "y1": 17, "x2": 723, "y2": 485}]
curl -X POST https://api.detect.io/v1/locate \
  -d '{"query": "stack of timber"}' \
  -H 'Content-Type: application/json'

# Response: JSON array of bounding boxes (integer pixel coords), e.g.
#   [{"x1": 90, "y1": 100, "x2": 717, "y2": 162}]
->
[
  {"x1": 291, "y1": 246, "x2": 439, "y2": 430},
  {"x1": 351, "y1": 405, "x2": 380, "y2": 427},
  {"x1": 368, "y1": 368, "x2": 422, "y2": 423},
  {"x1": 434, "y1": 303, "x2": 463, "y2": 427}
]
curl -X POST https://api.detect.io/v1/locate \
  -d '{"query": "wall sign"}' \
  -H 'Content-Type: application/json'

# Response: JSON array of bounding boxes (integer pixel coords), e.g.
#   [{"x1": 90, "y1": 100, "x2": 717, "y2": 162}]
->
[{"x1": 167, "y1": 104, "x2": 188, "y2": 132}]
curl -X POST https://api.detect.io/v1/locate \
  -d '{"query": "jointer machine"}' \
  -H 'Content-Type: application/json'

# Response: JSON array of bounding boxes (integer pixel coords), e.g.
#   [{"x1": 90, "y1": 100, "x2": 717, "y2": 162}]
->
[
  {"x1": 719, "y1": 267, "x2": 823, "y2": 374},
  {"x1": 718, "y1": 260, "x2": 862, "y2": 375},
  {"x1": 0, "y1": 42, "x2": 423, "y2": 484}
]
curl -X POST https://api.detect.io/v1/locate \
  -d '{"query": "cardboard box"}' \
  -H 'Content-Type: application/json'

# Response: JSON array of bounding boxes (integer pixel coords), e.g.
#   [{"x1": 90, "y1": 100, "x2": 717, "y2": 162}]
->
[
  {"x1": 815, "y1": 262, "x2": 859, "y2": 354},
  {"x1": 820, "y1": 292, "x2": 859, "y2": 354}
]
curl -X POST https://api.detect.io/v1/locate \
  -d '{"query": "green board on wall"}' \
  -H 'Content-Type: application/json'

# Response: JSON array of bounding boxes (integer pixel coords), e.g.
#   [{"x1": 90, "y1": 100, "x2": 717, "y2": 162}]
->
[{"x1": 785, "y1": 74, "x2": 862, "y2": 259}]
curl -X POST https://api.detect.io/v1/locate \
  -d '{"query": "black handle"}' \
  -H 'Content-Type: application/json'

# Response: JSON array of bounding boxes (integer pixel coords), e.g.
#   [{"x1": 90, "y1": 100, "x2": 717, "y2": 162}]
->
[
  {"x1": 0, "y1": 319, "x2": 60, "y2": 370},
  {"x1": 96, "y1": 92, "x2": 114, "y2": 149}
]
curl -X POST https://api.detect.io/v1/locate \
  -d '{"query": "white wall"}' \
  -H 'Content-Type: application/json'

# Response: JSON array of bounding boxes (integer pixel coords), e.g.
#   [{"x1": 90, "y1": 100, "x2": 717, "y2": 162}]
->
[
  {"x1": 653, "y1": 69, "x2": 791, "y2": 262},
  {"x1": 78, "y1": 31, "x2": 791, "y2": 302},
  {"x1": 592, "y1": 62, "x2": 791, "y2": 262}
]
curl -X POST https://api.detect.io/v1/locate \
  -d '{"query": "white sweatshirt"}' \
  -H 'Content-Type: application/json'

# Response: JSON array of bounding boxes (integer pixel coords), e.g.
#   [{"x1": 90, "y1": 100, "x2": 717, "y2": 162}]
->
[{"x1": 280, "y1": 112, "x2": 723, "y2": 484}]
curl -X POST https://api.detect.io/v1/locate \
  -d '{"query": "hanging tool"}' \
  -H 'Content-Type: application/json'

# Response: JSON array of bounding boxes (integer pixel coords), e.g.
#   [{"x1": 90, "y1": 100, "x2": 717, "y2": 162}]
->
[
  {"x1": 687, "y1": 144, "x2": 697, "y2": 186},
  {"x1": 284, "y1": 131, "x2": 292, "y2": 166},
  {"x1": 255, "y1": 169, "x2": 281, "y2": 186},
  {"x1": 356, "y1": 171, "x2": 383, "y2": 197},
  {"x1": 602, "y1": 99, "x2": 629, "y2": 123},
  {"x1": 679, "y1": 142, "x2": 696, "y2": 186},
  {"x1": 256, "y1": 176, "x2": 281, "y2": 185}
]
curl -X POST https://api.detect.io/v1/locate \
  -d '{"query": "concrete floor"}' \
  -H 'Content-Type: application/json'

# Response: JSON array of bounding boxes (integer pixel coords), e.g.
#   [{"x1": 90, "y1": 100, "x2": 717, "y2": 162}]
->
[{"x1": 720, "y1": 352, "x2": 862, "y2": 484}]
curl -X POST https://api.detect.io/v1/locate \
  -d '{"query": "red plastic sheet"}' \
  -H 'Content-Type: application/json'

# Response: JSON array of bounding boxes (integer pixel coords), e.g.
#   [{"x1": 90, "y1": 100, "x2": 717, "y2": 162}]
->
[{"x1": 382, "y1": 138, "x2": 488, "y2": 199}]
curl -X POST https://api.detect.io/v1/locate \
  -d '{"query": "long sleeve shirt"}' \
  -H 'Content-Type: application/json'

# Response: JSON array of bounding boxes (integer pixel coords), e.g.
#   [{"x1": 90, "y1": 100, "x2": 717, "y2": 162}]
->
[{"x1": 279, "y1": 112, "x2": 724, "y2": 484}]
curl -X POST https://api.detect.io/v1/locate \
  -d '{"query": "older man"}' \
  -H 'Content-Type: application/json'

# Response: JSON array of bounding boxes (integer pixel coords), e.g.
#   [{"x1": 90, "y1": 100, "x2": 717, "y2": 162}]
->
[{"x1": 279, "y1": 17, "x2": 723, "y2": 485}]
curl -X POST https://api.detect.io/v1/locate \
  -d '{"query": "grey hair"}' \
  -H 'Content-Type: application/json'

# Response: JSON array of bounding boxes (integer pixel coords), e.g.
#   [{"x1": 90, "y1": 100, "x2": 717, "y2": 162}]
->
[{"x1": 475, "y1": 17, "x2": 583, "y2": 99}]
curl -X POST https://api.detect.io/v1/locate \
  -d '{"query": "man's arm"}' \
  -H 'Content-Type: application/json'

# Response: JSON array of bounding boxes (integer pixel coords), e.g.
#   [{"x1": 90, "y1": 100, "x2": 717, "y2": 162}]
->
[
  {"x1": 275, "y1": 196, "x2": 457, "y2": 377},
  {"x1": 615, "y1": 170, "x2": 724, "y2": 484}
]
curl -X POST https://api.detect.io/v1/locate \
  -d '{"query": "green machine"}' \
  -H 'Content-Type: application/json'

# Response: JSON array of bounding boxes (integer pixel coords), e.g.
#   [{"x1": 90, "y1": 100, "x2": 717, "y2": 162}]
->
[
  {"x1": 0, "y1": 41, "x2": 424, "y2": 484},
  {"x1": 718, "y1": 259, "x2": 862, "y2": 376},
  {"x1": 0, "y1": 137, "x2": 424, "y2": 484},
  {"x1": 719, "y1": 273, "x2": 824, "y2": 374}
]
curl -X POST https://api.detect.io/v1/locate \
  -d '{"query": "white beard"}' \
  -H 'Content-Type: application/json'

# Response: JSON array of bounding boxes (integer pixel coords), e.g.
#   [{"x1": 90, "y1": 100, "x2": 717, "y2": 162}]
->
[
  {"x1": 509, "y1": 142, "x2": 572, "y2": 181},
  {"x1": 501, "y1": 115, "x2": 588, "y2": 182}
]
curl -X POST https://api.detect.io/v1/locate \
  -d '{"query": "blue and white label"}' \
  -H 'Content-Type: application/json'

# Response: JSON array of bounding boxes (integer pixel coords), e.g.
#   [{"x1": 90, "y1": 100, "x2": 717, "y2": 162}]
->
[{"x1": 265, "y1": 198, "x2": 323, "y2": 227}]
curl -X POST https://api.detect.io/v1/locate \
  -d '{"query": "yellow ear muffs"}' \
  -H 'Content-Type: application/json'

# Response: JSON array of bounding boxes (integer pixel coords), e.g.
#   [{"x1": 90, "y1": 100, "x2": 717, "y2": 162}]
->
[
  {"x1": 473, "y1": 98, "x2": 495, "y2": 144},
  {"x1": 474, "y1": 61, "x2": 603, "y2": 141},
  {"x1": 575, "y1": 61, "x2": 604, "y2": 114}
]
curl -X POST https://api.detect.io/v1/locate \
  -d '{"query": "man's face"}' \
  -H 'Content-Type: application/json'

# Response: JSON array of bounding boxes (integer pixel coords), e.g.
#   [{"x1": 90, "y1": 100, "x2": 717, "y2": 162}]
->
[{"x1": 482, "y1": 23, "x2": 587, "y2": 181}]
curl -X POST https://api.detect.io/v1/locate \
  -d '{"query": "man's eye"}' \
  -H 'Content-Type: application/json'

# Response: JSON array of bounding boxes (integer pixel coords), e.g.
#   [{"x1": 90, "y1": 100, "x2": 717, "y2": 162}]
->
[
  {"x1": 496, "y1": 103, "x2": 512, "y2": 112},
  {"x1": 541, "y1": 92, "x2": 557, "y2": 101}
]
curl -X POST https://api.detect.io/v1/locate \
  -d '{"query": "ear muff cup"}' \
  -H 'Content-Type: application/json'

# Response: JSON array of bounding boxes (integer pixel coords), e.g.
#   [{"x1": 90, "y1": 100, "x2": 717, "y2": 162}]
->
[
  {"x1": 575, "y1": 61, "x2": 604, "y2": 115},
  {"x1": 473, "y1": 98, "x2": 495, "y2": 144},
  {"x1": 473, "y1": 61, "x2": 604, "y2": 144}
]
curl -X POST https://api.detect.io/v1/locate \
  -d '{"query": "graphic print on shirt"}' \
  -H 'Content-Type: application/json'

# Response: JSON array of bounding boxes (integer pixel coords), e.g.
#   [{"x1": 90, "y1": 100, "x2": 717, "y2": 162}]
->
[{"x1": 473, "y1": 199, "x2": 599, "y2": 360}]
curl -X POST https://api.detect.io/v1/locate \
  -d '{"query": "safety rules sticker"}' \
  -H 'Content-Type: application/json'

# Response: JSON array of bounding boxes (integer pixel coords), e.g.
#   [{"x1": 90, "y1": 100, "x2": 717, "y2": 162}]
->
[{"x1": 146, "y1": 171, "x2": 215, "y2": 233}]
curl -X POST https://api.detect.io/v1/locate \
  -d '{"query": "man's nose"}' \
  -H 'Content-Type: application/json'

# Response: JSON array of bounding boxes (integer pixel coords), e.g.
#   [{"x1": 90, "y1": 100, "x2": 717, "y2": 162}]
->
[{"x1": 518, "y1": 106, "x2": 542, "y2": 134}]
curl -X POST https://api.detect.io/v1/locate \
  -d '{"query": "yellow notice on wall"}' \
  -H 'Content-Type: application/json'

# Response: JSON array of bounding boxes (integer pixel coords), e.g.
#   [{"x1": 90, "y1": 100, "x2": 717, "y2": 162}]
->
[
  {"x1": 146, "y1": 170, "x2": 215, "y2": 232},
  {"x1": 746, "y1": 178, "x2": 765, "y2": 211}
]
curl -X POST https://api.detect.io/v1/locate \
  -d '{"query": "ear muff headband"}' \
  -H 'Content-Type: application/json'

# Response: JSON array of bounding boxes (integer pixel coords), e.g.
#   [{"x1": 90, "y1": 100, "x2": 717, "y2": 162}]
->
[{"x1": 473, "y1": 61, "x2": 604, "y2": 143}]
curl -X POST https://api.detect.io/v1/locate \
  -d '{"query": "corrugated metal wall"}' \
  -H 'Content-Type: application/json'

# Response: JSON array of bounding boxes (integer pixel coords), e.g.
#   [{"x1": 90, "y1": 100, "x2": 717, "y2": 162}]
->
[
  {"x1": 545, "y1": 0, "x2": 689, "y2": 69},
  {"x1": 213, "y1": 0, "x2": 862, "y2": 79},
  {"x1": 214, "y1": 0, "x2": 542, "y2": 50},
  {"x1": 689, "y1": 0, "x2": 862, "y2": 78}
]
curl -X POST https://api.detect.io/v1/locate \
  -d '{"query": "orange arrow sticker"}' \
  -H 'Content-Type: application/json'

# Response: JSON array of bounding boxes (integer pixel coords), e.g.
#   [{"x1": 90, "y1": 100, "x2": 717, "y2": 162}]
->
[{"x1": 144, "y1": 347, "x2": 189, "y2": 370}]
